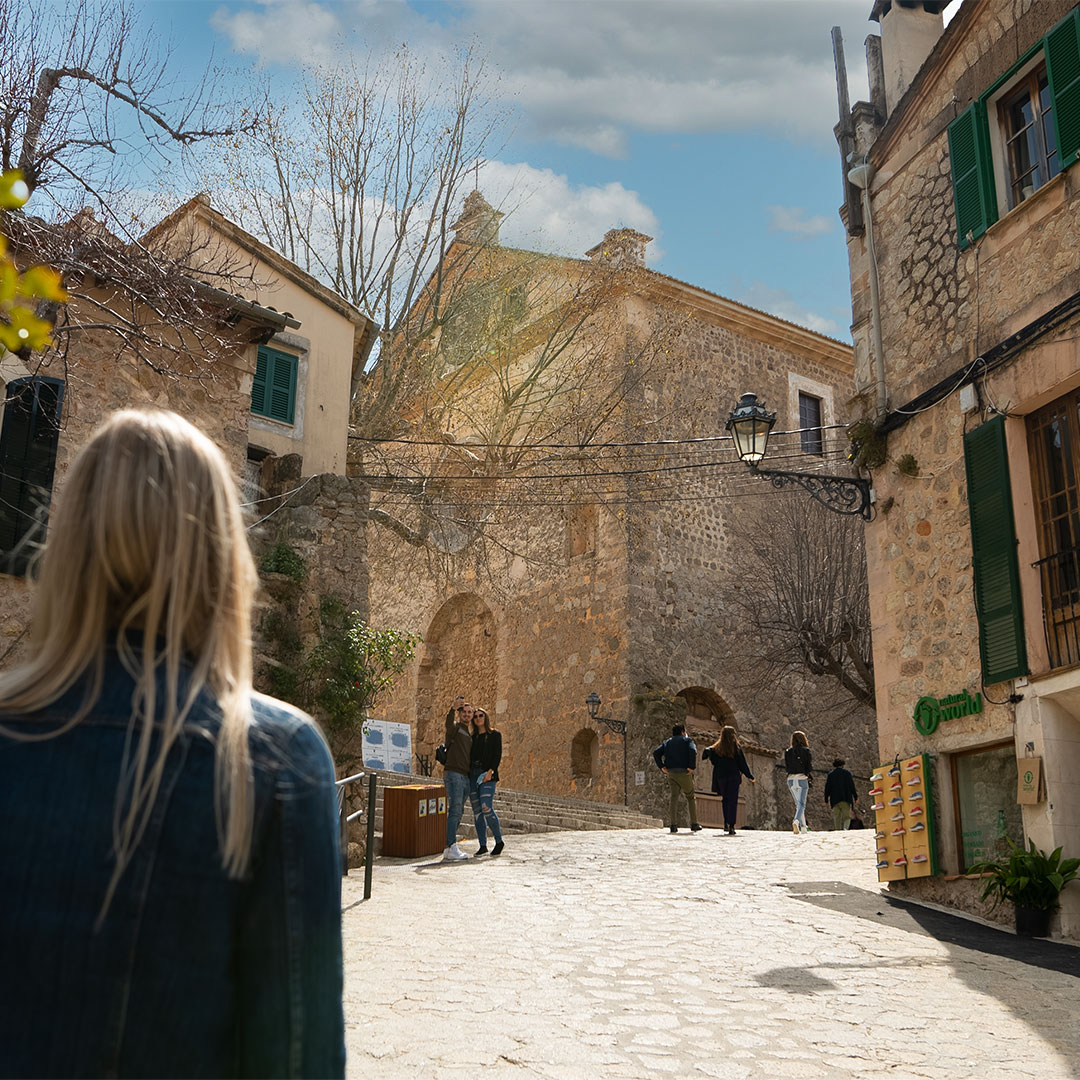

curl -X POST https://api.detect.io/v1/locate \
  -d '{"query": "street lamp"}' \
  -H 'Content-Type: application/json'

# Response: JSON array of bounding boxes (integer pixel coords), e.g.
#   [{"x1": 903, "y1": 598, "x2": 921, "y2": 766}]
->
[
  {"x1": 725, "y1": 392, "x2": 873, "y2": 520},
  {"x1": 584, "y1": 693, "x2": 627, "y2": 805}
]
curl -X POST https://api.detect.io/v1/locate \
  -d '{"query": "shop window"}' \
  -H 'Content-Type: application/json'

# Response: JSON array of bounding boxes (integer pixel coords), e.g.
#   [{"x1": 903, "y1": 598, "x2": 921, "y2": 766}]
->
[
  {"x1": 571, "y1": 728, "x2": 599, "y2": 779},
  {"x1": 947, "y1": 8, "x2": 1080, "y2": 247},
  {"x1": 0, "y1": 376, "x2": 65, "y2": 576},
  {"x1": 951, "y1": 742, "x2": 1023, "y2": 872}
]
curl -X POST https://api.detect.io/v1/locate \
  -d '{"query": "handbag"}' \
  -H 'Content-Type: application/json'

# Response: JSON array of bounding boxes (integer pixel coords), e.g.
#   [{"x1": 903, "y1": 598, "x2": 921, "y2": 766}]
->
[{"x1": 435, "y1": 743, "x2": 448, "y2": 765}]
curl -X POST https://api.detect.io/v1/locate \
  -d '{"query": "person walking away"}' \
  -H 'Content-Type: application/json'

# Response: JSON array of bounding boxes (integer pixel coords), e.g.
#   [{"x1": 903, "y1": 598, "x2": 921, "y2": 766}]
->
[
  {"x1": 0, "y1": 410, "x2": 345, "y2": 1078},
  {"x1": 653, "y1": 724, "x2": 701, "y2": 833},
  {"x1": 469, "y1": 707, "x2": 504, "y2": 856},
  {"x1": 702, "y1": 725, "x2": 756, "y2": 835},
  {"x1": 442, "y1": 697, "x2": 474, "y2": 861},
  {"x1": 784, "y1": 731, "x2": 813, "y2": 834},
  {"x1": 824, "y1": 758, "x2": 859, "y2": 830}
]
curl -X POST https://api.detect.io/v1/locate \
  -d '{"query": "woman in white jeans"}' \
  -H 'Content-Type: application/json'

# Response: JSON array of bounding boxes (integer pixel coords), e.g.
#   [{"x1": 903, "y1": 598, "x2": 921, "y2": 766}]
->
[{"x1": 783, "y1": 731, "x2": 813, "y2": 834}]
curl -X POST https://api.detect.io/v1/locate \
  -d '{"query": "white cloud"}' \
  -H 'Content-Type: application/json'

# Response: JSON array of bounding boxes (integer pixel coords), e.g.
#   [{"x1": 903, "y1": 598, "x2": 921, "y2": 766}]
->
[
  {"x1": 210, "y1": 0, "x2": 877, "y2": 156},
  {"x1": 767, "y1": 205, "x2": 834, "y2": 240},
  {"x1": 734, "y1": 281, "x2": 845, "y2": 339},
  {"x1": 477, "y1": 161, "x2": 662, "y2": 261}
]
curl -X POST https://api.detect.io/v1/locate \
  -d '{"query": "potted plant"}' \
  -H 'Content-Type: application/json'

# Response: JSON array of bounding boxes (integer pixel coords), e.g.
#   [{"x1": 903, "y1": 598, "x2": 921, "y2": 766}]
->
[{"x1": 968, "y1": 838, "x2": 1079, "y2": 938}]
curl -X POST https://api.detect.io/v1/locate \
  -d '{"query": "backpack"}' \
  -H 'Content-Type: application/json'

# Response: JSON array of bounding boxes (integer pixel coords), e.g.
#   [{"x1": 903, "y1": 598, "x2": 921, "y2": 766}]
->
[{"x1": 435, "y1": 743, "x2": 448, "y2": 766}]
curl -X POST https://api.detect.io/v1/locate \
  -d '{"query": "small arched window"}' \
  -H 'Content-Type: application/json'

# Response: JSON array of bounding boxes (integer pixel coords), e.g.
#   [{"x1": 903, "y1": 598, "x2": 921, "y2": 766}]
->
[{"x1": 571, "y1": 728, "x2": 599, "y2": 779}]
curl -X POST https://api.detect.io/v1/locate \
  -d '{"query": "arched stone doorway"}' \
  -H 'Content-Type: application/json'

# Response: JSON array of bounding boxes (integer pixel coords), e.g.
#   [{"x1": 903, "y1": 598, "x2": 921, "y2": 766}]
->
[
  {"x1": 415, "y1": 593, "x2": 498, "y2": 755},
  {"x1": 676, "y1": 686, "x2": 734, "y2": 740},
  {"x1": 570, "y1": 728, "x2": 599, "y2": 780}
]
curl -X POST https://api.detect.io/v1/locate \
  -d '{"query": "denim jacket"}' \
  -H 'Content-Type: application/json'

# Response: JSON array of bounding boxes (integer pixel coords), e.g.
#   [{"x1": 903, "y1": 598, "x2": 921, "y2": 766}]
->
[{"x1": 0, "y1": 652, "x2": 345, "y2": 1079}]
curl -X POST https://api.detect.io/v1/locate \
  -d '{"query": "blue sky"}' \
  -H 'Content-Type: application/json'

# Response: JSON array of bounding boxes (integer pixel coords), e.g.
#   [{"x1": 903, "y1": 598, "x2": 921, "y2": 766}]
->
[{"x1": 138, "y1": 0, "x2": 963, "y2": 341}]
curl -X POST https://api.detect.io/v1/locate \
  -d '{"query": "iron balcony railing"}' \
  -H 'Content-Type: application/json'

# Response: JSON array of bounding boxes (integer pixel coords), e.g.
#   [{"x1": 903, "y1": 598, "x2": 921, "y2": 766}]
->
[
  {"x1": 1034, "y1": 542, "x2": 1080, "y2": 669},
  {"x1": 335, "y1": 771, "x2": 376, "y2": 899}
]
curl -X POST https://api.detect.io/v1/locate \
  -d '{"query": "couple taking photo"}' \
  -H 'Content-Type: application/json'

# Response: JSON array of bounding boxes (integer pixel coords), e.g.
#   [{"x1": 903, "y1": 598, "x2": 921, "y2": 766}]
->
[{"x1": 441, "y1": 696, "x2": 504, "y2": 861}]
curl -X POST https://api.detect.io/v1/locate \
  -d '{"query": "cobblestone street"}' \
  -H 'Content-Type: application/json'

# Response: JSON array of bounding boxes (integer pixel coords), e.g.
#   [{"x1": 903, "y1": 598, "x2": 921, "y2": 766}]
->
[{"x1": 342, "y1": 829, "x2": 1080, "y2": 1079}]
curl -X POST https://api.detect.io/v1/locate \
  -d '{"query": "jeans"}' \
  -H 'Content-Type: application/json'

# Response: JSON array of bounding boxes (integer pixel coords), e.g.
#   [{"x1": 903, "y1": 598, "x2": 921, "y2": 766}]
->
[
  {"x1": 444, "y1": 770, "x2": 470, "y2": 848},
  {"x1": 787, "y1": 776, "x2": 809, "y2": 829},
  {"x1": 469, "y1": 768, "x2": 503, "y2": 847},
  {"x1": 831, "y1": 801, "x2": 851, "y2": 831},
  {"x1": 716, "y1": 774, "x2": 742, "y2": 828},
  {"x1": 667, "y1": 771, "x2": 698, "y2": 826}
]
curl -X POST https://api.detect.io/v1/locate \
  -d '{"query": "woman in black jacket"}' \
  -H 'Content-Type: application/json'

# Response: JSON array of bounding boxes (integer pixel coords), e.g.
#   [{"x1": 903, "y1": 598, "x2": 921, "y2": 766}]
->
[
  {"x1": 784, "y1": 730, "x2": 813, "y2": 834},
  {"x1": 702, "y1": 726, "x2": 755, "y2": 835},
  {"x1": 469, "y1": 708, "x2": 505, "y2": 856}
]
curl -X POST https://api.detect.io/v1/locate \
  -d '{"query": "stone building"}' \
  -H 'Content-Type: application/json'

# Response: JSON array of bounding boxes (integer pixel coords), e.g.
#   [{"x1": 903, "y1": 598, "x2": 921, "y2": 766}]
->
[
  {"x1": 837, "y1": 0, "x2": 1080, "y2": 936},
  {"x1": 0, "y1": 200, "x2": 373, "y2": 655},
  {"x1": 346, "y1": 198, "x2": 879, "y2": 830}
]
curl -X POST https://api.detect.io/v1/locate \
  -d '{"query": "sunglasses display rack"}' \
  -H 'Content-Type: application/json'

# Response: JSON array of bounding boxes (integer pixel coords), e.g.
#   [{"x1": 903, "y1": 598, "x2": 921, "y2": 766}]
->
[{"x1": 869, "y1": 753, "x2": 939, "y2": 882}]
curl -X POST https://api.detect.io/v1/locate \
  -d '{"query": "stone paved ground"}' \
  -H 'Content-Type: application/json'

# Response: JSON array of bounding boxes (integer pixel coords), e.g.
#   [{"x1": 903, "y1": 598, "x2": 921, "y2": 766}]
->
[{"x1": 341, "y1": 829, "x2": 1080, "y2": 1079}]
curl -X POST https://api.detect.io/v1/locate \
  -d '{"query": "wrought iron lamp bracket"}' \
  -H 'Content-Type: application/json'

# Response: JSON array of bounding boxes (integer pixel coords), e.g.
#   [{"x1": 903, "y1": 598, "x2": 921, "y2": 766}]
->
[
  {"x1": 598, "y1": 717, "x2": 628, "y2": 735},
  {"x1": 750, "y1": 465, "x2": 873, "y2": 520}
]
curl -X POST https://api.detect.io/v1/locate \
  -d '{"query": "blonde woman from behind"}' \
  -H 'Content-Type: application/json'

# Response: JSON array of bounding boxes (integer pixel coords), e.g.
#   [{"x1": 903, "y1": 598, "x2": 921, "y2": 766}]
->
[{"x1": 0, "y1": 410, "x2": 344, "y2": 1079}]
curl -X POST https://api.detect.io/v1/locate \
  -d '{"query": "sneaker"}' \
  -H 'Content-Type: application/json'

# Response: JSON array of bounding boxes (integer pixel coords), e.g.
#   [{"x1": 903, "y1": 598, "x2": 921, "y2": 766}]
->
[
  {"x1": 870, "y1": 802, "x2": 885, "y2": 811},
  {"x1": 889, "y1": 781, "x2": 903, "y2": 791},
  {"x1": 906, "y1": 760, "x2": 921, "y2": 770},
  {"x1": 669, "y1": 826, "x2": 678, "y2": 833},
  {"x1": 909, "y1": 791, "x2": 924, "y2": 800},
  {"x1": 894, "y1": 856, "x2": 908, "y2": 866},
  {"x1": 875, "y1": 860, "x2": 889, "y2": 869},
  {"x1": 888, "y1": 765, "x2": 901, "y2": 776},
  {"x1": 912, "y1": 854, "x2": 928, "y2": 863},
  {"x1": 800, "y1": 825, "x2": 811, "y2": 833},
  {"x1": 908, "y1": 806, "x2": 924, "y2": 817},
  {"x1": 442, "y1": 844, "x2": 468, "y2": 862},
  {"x1": 491, "y1": 840, "x2": 505, "y2": 856},
  {"x1": 868, "y1": 787, "x2": 884, "y2": 796},
  {"x1": 907, "y1": 777, "x2": 921, "y2": 786},
  {"x1": 691, "y1": 823, "x2": 703, "y2": 832},
  {"x1": 874, "y1": 831, "x2": 886, "y2": 839},
  {"x1": 876, "y1": 845, "x2": 887, "y2": 854},
  {"x1": 891, "y1": 811, "x2": 905, "y2": 821},
  {"x1": 910, "y1": 822, "x2": 926, "y2": 832},
  {"x1": 891, "y1": 827, "x2": 906, "y2": 836},
  {"x1": 793, "y1": 820, "x2": 800, "y2": 834},
  {"x1": 870, "y1": 772, "x2": 883, "y2": 781},
  {"x1": 888, "y1": 796, "x2": 903, "y2": 806},
  {"x1": 474, "y1": 846, "x2": 489, "y2": 857}
]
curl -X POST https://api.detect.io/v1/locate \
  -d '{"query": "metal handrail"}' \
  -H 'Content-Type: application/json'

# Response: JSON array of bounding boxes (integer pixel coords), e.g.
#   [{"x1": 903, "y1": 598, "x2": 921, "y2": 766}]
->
[{"x1": 336, "y1": 771, "x2": 377, "y2": 899}]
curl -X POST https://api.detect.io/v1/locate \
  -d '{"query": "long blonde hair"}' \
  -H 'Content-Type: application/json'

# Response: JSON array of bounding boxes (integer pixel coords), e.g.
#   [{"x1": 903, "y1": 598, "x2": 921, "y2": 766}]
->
[
  {"x1": 0, "y1": 409, "x2": 258, "y2": 908},
  {"x1": 708, "y1": 725, "x2": 738, "y2": 757}
]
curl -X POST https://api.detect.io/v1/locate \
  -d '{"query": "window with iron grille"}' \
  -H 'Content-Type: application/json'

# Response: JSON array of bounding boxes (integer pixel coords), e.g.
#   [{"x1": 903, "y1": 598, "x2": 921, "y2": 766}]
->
[
  {"x1": 1028, "y1": 390, "x2": 1080, "y2": 669},
  {"x1": 0, "y1": 376, "x2": 65, "y2": 576},
  {"x1": 798, "y1": 392, "x2": 823, "y2": 456}
]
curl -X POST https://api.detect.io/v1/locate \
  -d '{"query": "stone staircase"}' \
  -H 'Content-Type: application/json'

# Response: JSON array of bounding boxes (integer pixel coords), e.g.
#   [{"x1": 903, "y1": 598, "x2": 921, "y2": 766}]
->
[{"x1": 349, "y1": 770, "x2": 662, "y2": 853}]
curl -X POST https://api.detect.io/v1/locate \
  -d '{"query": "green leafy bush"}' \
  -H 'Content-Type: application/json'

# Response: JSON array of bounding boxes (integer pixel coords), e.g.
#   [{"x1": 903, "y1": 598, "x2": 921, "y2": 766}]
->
[
  {"x1": 968, "y1": 838, "x2": 1080, "y2": 912},
  {"x1": 259, "y1": 542, "x2": 308, "y2": 582}
]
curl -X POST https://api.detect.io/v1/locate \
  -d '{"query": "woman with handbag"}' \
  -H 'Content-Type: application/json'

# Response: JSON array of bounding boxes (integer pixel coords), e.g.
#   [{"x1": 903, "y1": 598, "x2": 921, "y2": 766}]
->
[
  {"x1": 701, "y1": 725, "x2": 755, "y2": 835},
  {"x1": 784, "y1": 730, "x2": 814, "y2": 834},
  {"x1": 468, "y1": 707, "x2": 504, "y2": 856}
]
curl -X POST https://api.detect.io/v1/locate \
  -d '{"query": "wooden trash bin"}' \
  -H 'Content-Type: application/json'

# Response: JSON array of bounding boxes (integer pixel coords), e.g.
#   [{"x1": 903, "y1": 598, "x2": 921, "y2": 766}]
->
[
  {"x1": 382, "y1": 784, "x2": 447, "y2": 858},
  {"x1": 694, "y1": 791, "x2": 746, "y2": 829}
]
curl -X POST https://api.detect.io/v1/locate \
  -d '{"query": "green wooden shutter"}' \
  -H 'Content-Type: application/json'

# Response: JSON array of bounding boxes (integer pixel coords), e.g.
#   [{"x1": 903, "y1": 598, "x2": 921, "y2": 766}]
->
[
  {"x1": 251, "y1": 347, "x2": 269, "y2": 416},
  {"x1": 1046, "y1": 9, "x2": 1080, "y2": 169},
  {"x1": 963, "y1": 416, "x2": 1028, "y2": 684},
  {"x1": 267, "y1": 350, "x2": 297, "y2": 424},
  {"x1": 948, "y1": 101, "x2": 998, "y2": 248}
]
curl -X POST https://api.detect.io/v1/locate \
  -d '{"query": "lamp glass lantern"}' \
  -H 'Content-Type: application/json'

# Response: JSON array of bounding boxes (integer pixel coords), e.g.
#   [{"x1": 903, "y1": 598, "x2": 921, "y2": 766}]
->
[
  {"x1": 726, "y1": 392, "x2": 777, "y2": 464},
  {"x1": 585, "y1": 692, "x2": 601, "y2": 720}
]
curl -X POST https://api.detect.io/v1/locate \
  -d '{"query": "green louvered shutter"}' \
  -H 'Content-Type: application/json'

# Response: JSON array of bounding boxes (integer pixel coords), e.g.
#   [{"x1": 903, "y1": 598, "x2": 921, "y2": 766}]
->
[
  {"x1": 251, "y1": 347, "x2": 269, "y2": 416},
  {"x1": 267, "y1": 349, "x2": 297, "y2": 424},
  {"x1": 948, "y1": 101, "x2": 998, "y2": 248},
  {"x1": 964, "y1": 416, "x2": 1028, "y2": 684},
  {"x1": 1046, "y1": 8, "x2": 1080, "y2": 169}
]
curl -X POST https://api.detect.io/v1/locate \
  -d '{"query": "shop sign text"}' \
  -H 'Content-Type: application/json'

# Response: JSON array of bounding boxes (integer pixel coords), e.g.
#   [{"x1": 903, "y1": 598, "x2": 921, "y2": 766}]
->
[{"x1": 912, "y1": 690, "x2": 983, "y2": 735}]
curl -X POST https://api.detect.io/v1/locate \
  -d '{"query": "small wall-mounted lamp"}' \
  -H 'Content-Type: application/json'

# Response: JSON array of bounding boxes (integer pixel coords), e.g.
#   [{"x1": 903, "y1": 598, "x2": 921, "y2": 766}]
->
[{"x1": 585, "y1": 692, "x2": 627, "y2": 734}]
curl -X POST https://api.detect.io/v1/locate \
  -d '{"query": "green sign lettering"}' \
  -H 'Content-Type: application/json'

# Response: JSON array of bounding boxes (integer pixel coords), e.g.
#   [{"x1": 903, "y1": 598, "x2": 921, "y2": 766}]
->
[{"x1": 912, "y1": 690, "x2": 983, "y2": 735}]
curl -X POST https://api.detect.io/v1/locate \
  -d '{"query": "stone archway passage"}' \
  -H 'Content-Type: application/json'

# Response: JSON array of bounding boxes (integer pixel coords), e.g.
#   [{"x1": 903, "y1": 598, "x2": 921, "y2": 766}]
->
[
  {"x1": 676, "y1": 686, "x2": 734, "y2": 737},
  {"x1": 415, "y1": 593, "x2": 497, "y2": 755}
]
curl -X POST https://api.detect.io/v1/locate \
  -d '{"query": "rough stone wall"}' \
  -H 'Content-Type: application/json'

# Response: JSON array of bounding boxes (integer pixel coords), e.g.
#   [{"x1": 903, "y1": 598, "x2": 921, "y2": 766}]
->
[{"x1": 0, "y1": 316, "x2": 253, "y2": 665}]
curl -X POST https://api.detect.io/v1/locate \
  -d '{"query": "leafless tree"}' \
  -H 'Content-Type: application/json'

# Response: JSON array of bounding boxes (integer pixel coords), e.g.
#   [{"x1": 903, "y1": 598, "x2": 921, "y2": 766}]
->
[
  {"x1": 1, "y1": 0, "x2": 260, "y2": 375},
  {"x1": 724, "y1": 493, "x2": 874, "y2": 709}
]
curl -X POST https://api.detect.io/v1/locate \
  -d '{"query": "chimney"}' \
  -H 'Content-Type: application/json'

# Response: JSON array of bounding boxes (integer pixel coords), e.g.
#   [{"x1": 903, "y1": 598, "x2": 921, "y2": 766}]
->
[
  {"x1": 585, "y1": 227, "x2": 652, "y2": 269},
  {"x1": 452, "y1": 190, "x2": 502, "y2": 246},
  {"x1": 871, "y1": 0, "x2": 947, "y2": 117}
]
